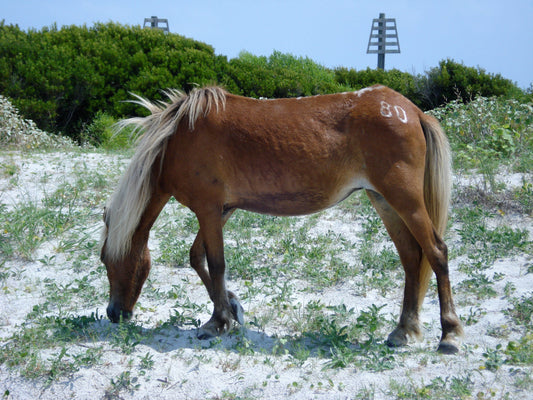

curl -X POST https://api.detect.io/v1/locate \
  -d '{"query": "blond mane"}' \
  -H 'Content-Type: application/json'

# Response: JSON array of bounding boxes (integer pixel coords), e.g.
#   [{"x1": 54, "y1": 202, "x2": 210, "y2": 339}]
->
[{"x1": 102, "y1": 86, "x2": 227, "y2": 261}]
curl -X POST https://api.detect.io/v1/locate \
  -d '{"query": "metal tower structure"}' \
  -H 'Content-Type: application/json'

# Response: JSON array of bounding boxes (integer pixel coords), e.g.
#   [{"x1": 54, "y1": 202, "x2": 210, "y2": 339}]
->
[
  {"x1": 143, "y1": 16, "x2": 169, "y2": 33},
  {"x1": 366, "y1": 13, "x2": 400, "y2": 69}
]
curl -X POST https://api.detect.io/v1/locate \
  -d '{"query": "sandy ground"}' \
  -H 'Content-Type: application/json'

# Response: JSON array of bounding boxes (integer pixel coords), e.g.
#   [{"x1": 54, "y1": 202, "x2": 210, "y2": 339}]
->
[{"x1": 0, "y1": 150, "x2": 532, "y2": 399}]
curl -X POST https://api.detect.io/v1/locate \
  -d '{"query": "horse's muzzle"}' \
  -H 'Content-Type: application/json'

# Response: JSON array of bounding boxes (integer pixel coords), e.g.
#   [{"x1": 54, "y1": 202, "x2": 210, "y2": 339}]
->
[{"x1": 106, "y1": 303, "x2": 133, "y2": 323}]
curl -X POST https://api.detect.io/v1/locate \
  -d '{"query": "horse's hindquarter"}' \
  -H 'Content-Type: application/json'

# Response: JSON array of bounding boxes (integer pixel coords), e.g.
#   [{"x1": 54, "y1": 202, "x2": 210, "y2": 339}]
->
[{"x1": 165, "y1": 88, "x2": 425, "y2": 216}]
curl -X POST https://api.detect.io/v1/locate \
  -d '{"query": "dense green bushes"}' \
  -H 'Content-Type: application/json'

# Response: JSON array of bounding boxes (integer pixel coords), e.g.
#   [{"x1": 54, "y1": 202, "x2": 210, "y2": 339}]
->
[
  {"x1": 0, "y1": 22, "x2": 223, "y2": 139},
  {"x1": 0, "y1": 21, "x2": 526, "y2": 141},
  {"x1": 416, "y1": 59, "x2": 524, "y2": 109},
  {"x1": 334, "y1": 67, "x2": 419, "y2": 103},
  {"x1": 224, "y1": 51, "x2": 346, "y2": 98},
  {"x1": 334, "y1": 61, "x2": 525, "y2": 110}
]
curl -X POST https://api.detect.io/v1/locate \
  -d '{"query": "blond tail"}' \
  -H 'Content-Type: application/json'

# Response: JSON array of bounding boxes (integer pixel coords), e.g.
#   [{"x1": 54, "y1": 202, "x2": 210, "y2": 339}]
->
[{"x1": 417, "y1": 112, "x2": 452, "y2": 309}]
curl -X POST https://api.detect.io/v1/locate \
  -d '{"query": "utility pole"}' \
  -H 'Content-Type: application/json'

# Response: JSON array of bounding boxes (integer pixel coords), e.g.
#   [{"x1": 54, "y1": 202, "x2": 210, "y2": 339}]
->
[
  {"x1": 366, "y1": 13, "x2": 400, "y2": 70},
  {"x1": 143, "y1": 16, "x2": 169, "y2": 33}
]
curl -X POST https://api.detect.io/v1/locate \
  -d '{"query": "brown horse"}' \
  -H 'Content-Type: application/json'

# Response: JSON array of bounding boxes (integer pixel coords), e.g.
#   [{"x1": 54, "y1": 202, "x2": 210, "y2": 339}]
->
[{"x1": 100, "y1": 85, "x2": 463, "y2": 354}]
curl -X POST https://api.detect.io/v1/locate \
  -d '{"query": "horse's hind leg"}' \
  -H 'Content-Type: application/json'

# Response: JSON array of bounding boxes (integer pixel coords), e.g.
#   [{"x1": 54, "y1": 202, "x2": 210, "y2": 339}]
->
[
  {"x1": 373, "y1": 189, "x2": 463, "y2": 354},
  {"x1": 366, "y1": 190, "x2": 427, "y2": 346}
]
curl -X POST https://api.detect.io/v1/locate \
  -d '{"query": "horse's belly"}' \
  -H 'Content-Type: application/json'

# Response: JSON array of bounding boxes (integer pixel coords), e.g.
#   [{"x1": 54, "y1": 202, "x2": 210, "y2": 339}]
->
[
  {"x1": 234, "y1": 176, "x2": 372, "y2": 217},
  {"x1": 237, "y1": 192, "x2": 331, "y2": 216}
]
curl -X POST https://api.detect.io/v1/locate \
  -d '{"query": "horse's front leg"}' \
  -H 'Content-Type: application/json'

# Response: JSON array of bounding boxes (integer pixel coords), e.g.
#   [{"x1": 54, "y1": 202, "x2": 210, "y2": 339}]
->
[
  {"x1": 194, "y1": 208, "x2": 242, "y2": 339},
  {"x1": 190, "y1": 229, "x2": 244, "y2": 332}
]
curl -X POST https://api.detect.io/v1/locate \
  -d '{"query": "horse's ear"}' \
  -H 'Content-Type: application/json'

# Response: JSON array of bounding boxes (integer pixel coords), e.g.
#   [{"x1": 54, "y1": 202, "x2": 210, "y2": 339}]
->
[{"x1": 103, "y1": 207, "x2": 108, "y2": 224}]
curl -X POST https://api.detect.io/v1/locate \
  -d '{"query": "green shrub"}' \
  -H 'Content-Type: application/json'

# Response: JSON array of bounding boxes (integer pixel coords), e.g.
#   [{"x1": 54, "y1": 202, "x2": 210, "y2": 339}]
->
[
  {"x1": 334, "y1": 67, "x2": 419, "y2": 105},
  {"x1": 81, "y1": 111, "x2": 133, "y2": 149},
  {"x1": 505, "y1": 334, "x2": 533, "y2": 365},
  {"x1": 226, "y1": 51, "x2": 346, "y2": 98},
  {"x1": 333, "y1": 60, "x2": 523, "y2": 110},
  {"x1": 417, "y1": 59, "x2": 522, "y2": 109}
]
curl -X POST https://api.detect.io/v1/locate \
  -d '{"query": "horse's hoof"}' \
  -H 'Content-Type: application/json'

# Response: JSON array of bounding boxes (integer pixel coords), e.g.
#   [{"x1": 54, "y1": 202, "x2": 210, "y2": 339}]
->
[
  {"x1": 107, "y1": 304, "x2": 132, "y2": 323},
  {"x1": 197, "y1": 327, "x2": 217, "y2": 340},
  {"x1": 386, "y1": 338, "x2": 401, "y2": 348},
  {"x1": 386, "y1": 329, "x2": 408, "y2": 348},
  {"x1": 437, "y1": 341, "x2": 459, "y2": 354},
  {"x1": 230, "y1": 298, "x2": 244, "y2": 325}
]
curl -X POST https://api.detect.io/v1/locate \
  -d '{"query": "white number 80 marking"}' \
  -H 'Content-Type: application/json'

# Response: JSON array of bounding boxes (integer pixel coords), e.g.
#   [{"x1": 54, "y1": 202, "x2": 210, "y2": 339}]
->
[{"x1": 380, "y1": 101, "x2": 408, "y2": 123}]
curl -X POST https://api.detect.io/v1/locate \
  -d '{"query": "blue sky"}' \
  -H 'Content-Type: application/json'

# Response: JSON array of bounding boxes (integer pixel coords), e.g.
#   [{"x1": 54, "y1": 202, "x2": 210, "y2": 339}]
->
[{"x1": 2, "y1": 0, "x2": 532, "y2": 88}]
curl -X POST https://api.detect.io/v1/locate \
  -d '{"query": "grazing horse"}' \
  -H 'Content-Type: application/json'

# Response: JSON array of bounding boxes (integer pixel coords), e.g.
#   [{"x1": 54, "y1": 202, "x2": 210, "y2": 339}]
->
[{"x1": 100, "y1": 85, "x2": 463, "y2": 354}]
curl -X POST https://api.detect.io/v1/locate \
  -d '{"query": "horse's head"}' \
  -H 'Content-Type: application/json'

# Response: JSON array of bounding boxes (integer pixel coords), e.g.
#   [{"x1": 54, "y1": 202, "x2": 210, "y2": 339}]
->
[{"x1": 100, "y1": 207, "x2": 151, "y2": 323}]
